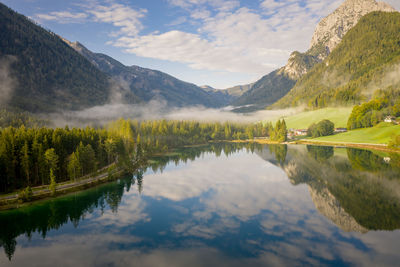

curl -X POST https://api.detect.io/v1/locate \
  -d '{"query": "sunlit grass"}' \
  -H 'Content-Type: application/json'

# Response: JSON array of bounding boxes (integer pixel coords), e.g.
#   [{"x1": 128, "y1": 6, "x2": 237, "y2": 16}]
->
[
  {"x1": 312, "y1": 123, "x2": 400, "y2": 144},
  {"x1": 280, "y1": 107, "x2": 353, "y2": 129}
]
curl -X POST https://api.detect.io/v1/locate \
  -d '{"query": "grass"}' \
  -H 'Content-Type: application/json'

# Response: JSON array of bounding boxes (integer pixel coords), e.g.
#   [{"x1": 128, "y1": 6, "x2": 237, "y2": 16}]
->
[
  {"x1": 312, "y1": 123, "x2": 400, "y2": 144},
  {"x1": 279, "y1": 107, "x2": 353, "y2": 129}
]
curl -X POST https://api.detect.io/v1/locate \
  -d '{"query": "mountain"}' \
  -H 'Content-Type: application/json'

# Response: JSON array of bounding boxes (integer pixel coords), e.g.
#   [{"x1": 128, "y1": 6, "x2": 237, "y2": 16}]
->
[
  {"x1": 233, "y1": 0, "x2": 395, "y2": 110},
  {"x1": 275, "y1": 11, "x2": 400, "y2": 108},
  {"x1": 223, "y1": 84, "x2": 253, "y2": 98},
  {"x1": 200, "y1": 83, "x2": 252, "y2": 103},
  {"x1": 310, "y1": 0, "x2": 395, "y2": 60},
  {"x1": 0, "y1": 3, "x2": 128, "y2": 113},
  {"x1": 65, "y1": 41, "x2": 228, "y2": 108},
  {"x1": 232, "y1": 69, "x2": 296, "y2": 109}
]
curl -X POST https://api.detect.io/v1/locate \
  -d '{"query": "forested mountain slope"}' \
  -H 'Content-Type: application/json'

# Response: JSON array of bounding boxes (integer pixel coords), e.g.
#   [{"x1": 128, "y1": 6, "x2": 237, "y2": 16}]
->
[
  {"x1": 275, "y1": 12, "x2": 400, "y2": 108},
  {"x1": 66, "y1": 41, "x2": 229, "y2": 108},
  {"x1": 233, "y1": 0, "x2": 395, "y2": 110},
  {"x1": 0, "y1": 3, "x2": 118, "y2": 112}
]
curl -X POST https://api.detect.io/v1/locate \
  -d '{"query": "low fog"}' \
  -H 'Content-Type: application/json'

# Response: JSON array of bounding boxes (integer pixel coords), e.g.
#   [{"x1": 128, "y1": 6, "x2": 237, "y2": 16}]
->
[
  {"x1": 45, "y1": 100, "x2": 301, "y2": 128},
  {"x1": 0, "y1": 55, "x2": 17, "y2": 106}
]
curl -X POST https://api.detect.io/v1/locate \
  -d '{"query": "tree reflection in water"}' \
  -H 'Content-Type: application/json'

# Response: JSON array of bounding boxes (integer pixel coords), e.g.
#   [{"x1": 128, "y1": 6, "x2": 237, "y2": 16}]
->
[{"x1": 1, "y1": 143, "x2": 400, "y2": 262}]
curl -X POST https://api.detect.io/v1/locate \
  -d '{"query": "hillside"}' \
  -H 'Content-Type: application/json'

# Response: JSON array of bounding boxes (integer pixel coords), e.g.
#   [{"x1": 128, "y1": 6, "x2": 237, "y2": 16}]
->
[
  {"x1": 312, "y1": 122, "x2": 400, "y2": 144},
  {"x1": 281, "y1": 107, "x2": 353, "y2": 129},
  {"x1": 0, "y1": 3, "x2": 121, "y2": 113},
  {"x1": 66, "y1": 41, "x2": 228, "y2": 108},
  {"x1": 224, "y1": 83, "x2": 253, "y2": 97},
  {"x1": 275, "y1": 11, "x2": 400, "y2": 108},
  {"x1": 233, "y1": 0, "x2": 395, "y2": 110},
  {"x1": 232, "y1": 69, "x2": 296, "y2": 108}
]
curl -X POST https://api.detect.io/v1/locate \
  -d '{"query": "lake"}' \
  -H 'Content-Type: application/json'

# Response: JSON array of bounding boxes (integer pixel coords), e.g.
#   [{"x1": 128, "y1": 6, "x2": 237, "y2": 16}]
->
[{"x1": 1, "y1": 143, "x2": 400, "y2": 267}]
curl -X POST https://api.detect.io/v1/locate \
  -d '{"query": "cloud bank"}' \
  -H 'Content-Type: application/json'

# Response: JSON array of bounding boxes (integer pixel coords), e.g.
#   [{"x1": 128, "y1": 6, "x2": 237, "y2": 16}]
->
[
  {"x1": 34, "y1": 0, "x2": 346, "y2": 79},
  {"x1": 46, "y1": 101, "x2": 300, "y2": 127}
]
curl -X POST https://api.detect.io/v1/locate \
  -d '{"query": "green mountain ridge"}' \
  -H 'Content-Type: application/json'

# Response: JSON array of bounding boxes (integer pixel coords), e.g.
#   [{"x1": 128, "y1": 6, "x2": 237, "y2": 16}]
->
[
  {"x1": 275, "y1": 11, "x2": 400, "y2": 108},
  {"x1": 233, "y1": 0, "x2": 397, "y2": 111},
  {"x1": 0, "y1": 3, "x2": 121, "y2": 113}
]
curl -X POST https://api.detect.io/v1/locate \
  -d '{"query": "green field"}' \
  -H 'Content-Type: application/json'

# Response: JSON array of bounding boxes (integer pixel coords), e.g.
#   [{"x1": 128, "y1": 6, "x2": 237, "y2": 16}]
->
[
  {"x1": 312, "y1": 123, "x2": 400, "y2": 144},
  {"x1": 279, "y1": 107, "x2": 353, "y2": 129}
]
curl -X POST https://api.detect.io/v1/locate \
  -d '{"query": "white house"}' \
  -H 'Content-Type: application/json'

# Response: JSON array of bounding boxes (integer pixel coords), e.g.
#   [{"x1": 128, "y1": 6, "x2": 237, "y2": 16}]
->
[{"x1": 384, "y1": 116, "x2": 396, "y2": 123}]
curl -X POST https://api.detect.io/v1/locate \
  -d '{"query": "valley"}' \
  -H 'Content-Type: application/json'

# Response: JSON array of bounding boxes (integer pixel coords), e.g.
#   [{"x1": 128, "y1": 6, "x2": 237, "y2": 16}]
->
[{"x1": 1, "y1": 0, "x2": 400, "y2": 266}]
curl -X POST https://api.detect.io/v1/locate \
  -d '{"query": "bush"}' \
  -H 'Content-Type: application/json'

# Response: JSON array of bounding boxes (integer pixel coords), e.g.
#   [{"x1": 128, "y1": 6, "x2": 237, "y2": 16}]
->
[
  {"x1": 308, "y1": 120, "x2": 334, "y2": 138},
  {"x1": 18, "y1": 186, "x2": 33, "y2": 202}
]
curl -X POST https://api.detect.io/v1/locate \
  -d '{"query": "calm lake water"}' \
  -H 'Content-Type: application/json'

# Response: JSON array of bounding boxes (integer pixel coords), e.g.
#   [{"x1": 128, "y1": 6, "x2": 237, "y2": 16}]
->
[{"x1": 1, "y1": 144, "x2": 400, "y2": 267}]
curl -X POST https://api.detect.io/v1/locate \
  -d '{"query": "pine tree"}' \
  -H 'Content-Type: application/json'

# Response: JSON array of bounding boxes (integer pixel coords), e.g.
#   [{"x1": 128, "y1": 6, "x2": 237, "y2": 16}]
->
[{"x1": 20, "y1": 141, "x2": 30, "y2": 186}]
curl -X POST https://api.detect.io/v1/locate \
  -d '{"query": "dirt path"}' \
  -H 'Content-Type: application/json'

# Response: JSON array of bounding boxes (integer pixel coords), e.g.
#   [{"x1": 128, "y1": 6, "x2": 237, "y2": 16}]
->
[{"x1": 0, "y1": 165, "x2": 118, "y2": 203}]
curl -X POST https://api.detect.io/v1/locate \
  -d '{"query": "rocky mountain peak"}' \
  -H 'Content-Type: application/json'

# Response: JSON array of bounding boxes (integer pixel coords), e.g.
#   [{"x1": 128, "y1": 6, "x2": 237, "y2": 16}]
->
[
  {"x1": 310, "y1": 0, "x2": 395, "y2": 58},
  {"x1": 279, "y1": 0, "x2": 395, "y2": 81}
]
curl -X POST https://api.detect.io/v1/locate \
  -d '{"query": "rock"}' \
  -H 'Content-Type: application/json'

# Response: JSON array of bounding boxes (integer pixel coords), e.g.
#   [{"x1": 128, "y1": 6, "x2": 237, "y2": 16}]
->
[
  {"x1": 281, "y1": 0, "x2": 395, "y2": 80},
  {"x1": 310, "y1": 0, "x2": 395, "y2": 59}
]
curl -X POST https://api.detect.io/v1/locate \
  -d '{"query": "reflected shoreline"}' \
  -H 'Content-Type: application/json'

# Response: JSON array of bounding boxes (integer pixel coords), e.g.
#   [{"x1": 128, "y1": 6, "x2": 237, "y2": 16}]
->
[{"x1": 1, "y1": 143, "x2": 400, "y2": 264}]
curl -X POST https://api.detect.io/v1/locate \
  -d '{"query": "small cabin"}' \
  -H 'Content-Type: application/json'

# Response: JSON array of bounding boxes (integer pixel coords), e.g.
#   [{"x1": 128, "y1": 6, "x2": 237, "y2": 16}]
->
[
  {"x1": 334, "y1": 128, "x2": 347, "y2": 133},
  {"x1": 384, "y1": 116, "x2": 396, "y2": 123},
  {"x1": 294, "y1": 129, "x2": 308, "y2": 136}
]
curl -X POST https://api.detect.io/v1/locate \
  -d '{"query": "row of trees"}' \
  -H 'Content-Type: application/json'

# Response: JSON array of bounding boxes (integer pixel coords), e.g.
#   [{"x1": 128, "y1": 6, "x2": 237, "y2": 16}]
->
[
  {"x1": 0, "y1": 119, "x2": 282, "y2": 194},
  {"x1": 347, "y1": 88, "x2": 400, "y2": 130},
  {"x1": 0, "y1": 126, "x2": 131, "y2": 193},
  {"x1": 268, "y1": 120, "x2": 288, "y2": 142}
]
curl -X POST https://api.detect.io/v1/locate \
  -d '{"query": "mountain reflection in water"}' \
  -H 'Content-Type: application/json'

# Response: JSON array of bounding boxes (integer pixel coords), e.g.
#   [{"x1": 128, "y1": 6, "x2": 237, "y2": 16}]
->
[{"x1": 1, "y1": 143, "x2": 400, "y2": 267}]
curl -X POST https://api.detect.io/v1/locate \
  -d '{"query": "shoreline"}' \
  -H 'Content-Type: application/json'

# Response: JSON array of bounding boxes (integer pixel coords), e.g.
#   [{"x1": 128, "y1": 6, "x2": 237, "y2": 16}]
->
[
  {"x1": 0, "y1": 166, "x2": 126, "y2": 211},
  {"x1": 1, "y1": 140, "x2": 398, "y2": 210},
  {"x1": 292, "y1": 139, "x2": 400, "y2": 153},
  {"x1": 229, "y1": 138, "x2": 400, "y2": 153}
]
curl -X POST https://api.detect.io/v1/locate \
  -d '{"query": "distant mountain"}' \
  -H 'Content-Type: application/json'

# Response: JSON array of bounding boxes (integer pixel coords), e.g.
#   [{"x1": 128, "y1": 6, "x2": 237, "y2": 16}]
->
[
  {"x1": 275, "y1": 11, "x2": 400, "y2": 108},
  {"x1": 0, "y1": 3, "x2": 128, "y2": 113},
  {"x1": 200, "y1": 83, "x2": 252, "y2": 103},
  {"x1": 65, "y1": 41, "x2": 228, "y2": 108},
  {"x1": 223, "y1": 84, "x2": 253, "y2": 98},
  {"x1": 232, "y1": 69, "x2": 296, "y2": 109},
  {"x1": 233, "y1": 0, "x2": 395, "y2": 110}
]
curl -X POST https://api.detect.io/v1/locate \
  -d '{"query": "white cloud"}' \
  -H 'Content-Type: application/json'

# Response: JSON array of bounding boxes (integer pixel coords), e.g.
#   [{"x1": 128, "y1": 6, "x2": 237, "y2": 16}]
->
[
  {"x1": 110, "y1": 1, "x2": 345, "y2": 76},
  {"x1": 88, "y1": 3, "x2": 147, "y2": 37},
  {"x1": 36, "y1": 11, "x2": 88, "y2": 23},
  {"x1": 35, "y1": 0, "x2": 380, "y2": 80},
  {"x1": 35, "y1": 2, "x2": 147, "y2": 37},
  {"x1": 260, "y1": 0, "x2": 286, "y2": 10},
  {"x1": 168, "y1": 0, "x2": 240, "y2": 11},
  {"x1": 190, "y1": 9, "x2": 211, "y2": 20}
]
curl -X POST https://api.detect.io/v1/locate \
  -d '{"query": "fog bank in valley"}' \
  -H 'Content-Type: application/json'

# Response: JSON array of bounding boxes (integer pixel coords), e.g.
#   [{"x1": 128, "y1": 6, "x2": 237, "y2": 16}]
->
[{"x1": 46, "y1": 100, "x2": 301, "y2": 127}]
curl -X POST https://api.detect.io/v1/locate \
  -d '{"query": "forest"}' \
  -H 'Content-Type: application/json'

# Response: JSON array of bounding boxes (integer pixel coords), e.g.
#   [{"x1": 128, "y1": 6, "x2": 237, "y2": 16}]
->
[
  {"x1": 0, "y1": 118, "x2": 284, "y2": 194},
  {"x1": 0, "y1": 3, "x2": 113, "y2": 112},
  {"x1": 347, "y1": 88, "x2": 400, "y2": 129},
  {"x1": 276, "y1": 12, "x2": 400, "y2": 108}
]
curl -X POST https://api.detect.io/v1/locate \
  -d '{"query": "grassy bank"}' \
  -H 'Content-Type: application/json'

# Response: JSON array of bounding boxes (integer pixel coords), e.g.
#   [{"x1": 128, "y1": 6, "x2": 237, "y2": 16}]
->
[
  {"x1": 281, "y1": 107, "x2": 353, "y2": 129},
  {"x1": 311, "y1": 123, "x2": 400, "y2": 144}
]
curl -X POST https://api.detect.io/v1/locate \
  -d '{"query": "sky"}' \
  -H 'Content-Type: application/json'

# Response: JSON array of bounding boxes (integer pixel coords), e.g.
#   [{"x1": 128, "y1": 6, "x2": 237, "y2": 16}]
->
[{"x1": 2, "y1": 0, "x2": 400, "y2": 89}]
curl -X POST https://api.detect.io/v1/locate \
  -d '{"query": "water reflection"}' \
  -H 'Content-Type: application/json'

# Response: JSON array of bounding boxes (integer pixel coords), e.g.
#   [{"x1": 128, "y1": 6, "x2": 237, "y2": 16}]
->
[{"x1": 0, "y1": 143, "x2": 400, "y2": 266}]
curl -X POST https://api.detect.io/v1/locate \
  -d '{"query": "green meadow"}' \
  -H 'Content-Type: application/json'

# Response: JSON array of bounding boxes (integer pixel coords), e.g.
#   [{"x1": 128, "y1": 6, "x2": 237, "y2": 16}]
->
[
  {"x1": 312, "y1": 123, "x2": 400, "y2": 144},
  {"x1": 281, "y1": 107, "x2": 353, "y2": 129}
]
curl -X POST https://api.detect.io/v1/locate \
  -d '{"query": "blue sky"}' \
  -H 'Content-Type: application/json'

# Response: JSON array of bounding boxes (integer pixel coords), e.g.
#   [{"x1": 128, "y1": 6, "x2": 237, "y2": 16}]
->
[{"x1": 2, "y1": 0, "x2": 400, "y2": 88}]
